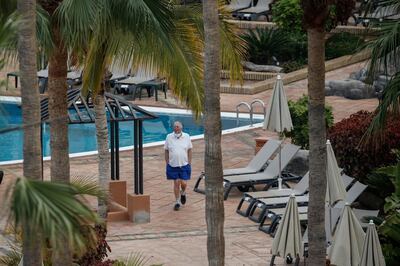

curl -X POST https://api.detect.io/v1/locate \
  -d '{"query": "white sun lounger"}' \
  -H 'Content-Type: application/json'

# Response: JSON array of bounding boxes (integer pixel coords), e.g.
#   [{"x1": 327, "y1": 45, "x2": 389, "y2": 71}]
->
[
  {"x1": 194, "y1": 139, "x2": 281, "y2": 193},
  {"x1": 225, "y1": 0, "x2": 253, "y2": 12},
  {"x1": 236, "y1": 173, "x2": 354, "y2": 217},
  {"x1": 248, "y1": 181, "x2": 367, "y2": 223}
]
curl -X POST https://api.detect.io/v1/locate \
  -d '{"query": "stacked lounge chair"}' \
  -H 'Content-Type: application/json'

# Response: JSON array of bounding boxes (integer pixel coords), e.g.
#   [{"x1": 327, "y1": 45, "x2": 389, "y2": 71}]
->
[
  {"x1": 251, "y1": 181, "x2": 367, "y2": 225},
  {"x1": 236, "y1": 173, "x2": 354, "y2": 217}
]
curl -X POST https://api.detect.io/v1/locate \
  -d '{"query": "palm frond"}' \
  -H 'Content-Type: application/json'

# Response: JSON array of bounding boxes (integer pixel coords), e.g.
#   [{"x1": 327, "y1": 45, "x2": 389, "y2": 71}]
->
[
  {"x1": 220, "y1": 19, "x2": 247, "y2": 83},
  {"x1": 113, "y1": 253, "x2": 151, "y2": 266},
  {"x1": 9, "y1": 177, "x2": 102, "y2": 255},
  {"x1": 366, "y1": 19, "x2": 400, "y2": 78},
  {"x1": 36, "y1": 4, "x2": 53, "y2": 54},
  {"x1": 363, "y1": 71, "x2": 400, "y2": 141}
]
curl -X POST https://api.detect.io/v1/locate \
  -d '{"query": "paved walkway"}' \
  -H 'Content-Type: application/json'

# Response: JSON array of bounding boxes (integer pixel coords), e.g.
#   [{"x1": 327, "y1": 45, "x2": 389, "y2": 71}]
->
[{"x1": 0, "y1": 62, "x2": 378, "y2": 265}]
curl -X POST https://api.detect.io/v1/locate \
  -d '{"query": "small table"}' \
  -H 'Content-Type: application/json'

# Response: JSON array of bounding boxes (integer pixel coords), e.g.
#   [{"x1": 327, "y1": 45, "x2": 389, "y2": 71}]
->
[{"x1": 139, "y1": 80, "x2": 167, "y2": 101}]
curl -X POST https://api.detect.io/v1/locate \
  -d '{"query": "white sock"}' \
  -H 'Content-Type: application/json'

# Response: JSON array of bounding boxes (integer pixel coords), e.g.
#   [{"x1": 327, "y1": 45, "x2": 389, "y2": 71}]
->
[
  {"x1": 181, "y1": 190, "x2": 186, "y2": 196},
  {"x1": 176, "y1": 199, "x2": 181, "y2": 205}
]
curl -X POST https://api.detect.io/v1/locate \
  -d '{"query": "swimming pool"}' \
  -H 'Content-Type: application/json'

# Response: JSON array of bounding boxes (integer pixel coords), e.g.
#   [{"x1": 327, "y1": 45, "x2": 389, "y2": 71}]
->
[{"x1": 0, "y1": 98, "x2": 263, "y2": 164}]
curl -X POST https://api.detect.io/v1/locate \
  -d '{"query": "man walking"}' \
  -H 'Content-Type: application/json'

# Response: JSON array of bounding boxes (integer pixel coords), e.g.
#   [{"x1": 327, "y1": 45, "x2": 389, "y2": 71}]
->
[{"x1": 164, "y1": 121, "x2": 192, "y2": 211}]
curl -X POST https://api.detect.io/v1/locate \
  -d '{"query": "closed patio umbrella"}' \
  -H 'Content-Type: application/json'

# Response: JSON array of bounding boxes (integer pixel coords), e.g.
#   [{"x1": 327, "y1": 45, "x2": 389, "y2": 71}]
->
[
  {"x1": 326, "y1": 139, "x2": 346, "y2": 205},
  {"x1": 328, "y1": 204, "x2": 366, "y2": 266},
  {"x1": 263, "y1": 75, "x2": 293, "y2": 189},
  {"x1": 359, "y1": 220, "x2": 386, "y2": 266},
  {"x1": 326, "y1": 139, "x2": 347, "y2": 234},
  {"x1": 271, "y1": 195, "x2": 303, "y2": 266}
]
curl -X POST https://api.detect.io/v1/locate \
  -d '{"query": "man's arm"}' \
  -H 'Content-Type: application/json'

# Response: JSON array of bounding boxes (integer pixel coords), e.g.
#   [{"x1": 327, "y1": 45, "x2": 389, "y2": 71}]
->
[
  {"x1": 188, "y1": 148, "x2": 192, "y2": 165},
  {"x1": 165, "y1": 149, "x2": 169, "y2": 164}
]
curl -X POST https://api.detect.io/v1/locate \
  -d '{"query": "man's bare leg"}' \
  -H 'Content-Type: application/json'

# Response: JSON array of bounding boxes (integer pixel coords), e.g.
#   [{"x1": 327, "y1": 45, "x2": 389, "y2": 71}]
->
[{"x1": 180, "y1": 180, "x2": 187, "y2": 205}]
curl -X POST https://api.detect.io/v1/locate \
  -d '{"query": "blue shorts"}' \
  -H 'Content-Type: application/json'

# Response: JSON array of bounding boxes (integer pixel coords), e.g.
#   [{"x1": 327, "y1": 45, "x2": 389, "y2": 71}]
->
[{"x1": 166, "y1": 164, "x2": 191, "y2": 180}]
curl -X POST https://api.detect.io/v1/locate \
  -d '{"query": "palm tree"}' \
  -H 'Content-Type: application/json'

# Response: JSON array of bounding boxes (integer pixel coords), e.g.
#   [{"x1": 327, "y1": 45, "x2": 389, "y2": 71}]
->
[
  {"x1": 17, "y1": 0, "x2": 43, "y2": 264},
  {"x1": 203, "y1": 1, "x2": 224, "y2": 265},
  {"x1": 300, "y1": 1, "x2": 329, "y2": 264}
]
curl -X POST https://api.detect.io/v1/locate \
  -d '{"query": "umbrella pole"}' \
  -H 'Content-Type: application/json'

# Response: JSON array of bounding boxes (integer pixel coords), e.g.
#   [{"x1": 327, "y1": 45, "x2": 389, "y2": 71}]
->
[
  {"x1": 329, "y1": 203, "x2": 333, "y2": 236},
  {"x1": 270, "y1": 255, "x2": 276, "y2": 266},
  {"x1": 278, "y1": 83, "x2": 283, "y2": 190},
  {"x1": 278, "y1": 143, "x2": 282, "y2": 189}
]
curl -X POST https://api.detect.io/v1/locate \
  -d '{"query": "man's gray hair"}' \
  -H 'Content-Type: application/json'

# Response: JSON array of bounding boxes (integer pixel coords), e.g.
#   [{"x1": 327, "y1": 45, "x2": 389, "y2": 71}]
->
[{"x1": 173, "y1": 121, "x2": 183, "y2": 129}]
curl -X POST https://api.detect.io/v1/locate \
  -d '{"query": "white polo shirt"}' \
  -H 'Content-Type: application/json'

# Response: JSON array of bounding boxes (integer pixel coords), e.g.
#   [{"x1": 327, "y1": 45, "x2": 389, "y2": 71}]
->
[{"x1": 164, "y1": 132, "x2": 192, "y2": 167}]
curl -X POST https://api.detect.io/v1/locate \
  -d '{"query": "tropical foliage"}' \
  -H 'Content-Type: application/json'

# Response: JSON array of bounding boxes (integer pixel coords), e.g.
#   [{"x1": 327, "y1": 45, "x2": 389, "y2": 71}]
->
[
  {"x1": 328, "y1": 110, "x2": 400, "y2": 182},
  {"x1": 4, "y1": 177, "x2": 105, "y2": 256},
  {"x1": 242, "y1": 28, "x2": 363, "y2": 72},
  {"x1": 364, "y1": 0, "x2": 400, "y2": 139},
  {"x1": 241, "y1": 28, "x2": 290, "y2": 65},
  {"x1": 284, "y1": 96, "x2": 333, "y2": 149},
  {"x1": 375, "y1": 162, "x2": 400, "y2": 266}
]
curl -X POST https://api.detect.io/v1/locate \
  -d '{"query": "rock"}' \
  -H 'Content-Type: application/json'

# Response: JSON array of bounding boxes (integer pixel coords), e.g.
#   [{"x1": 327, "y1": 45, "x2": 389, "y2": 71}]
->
[
  {"x1": 325, "y1": 86, "x2": 334, "y2": 96},
  {"x1": 285, "y1": 149, "x2": 309, "y2": 177},
  {"x1": 325, "y1": 79, "x2": 375, "y2": 99},
  {"x1": 242, "y1": 61, "x2": 283, "y2": 73},
  {"x1": 349, "y1": 68, "x2": 368, "y2": 81},
  {"x1": 345, "y1": 88, "x2": 364, "y2": 99}
]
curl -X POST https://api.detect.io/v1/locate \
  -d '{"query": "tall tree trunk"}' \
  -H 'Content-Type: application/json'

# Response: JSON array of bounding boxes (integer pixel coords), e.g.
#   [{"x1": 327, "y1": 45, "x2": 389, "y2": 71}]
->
[
  {"x1": 307, "y1": 27, "x2": 327, "y2": 265},
  {"x1": 203, "y1": 1, "x2": 225, "y2": 265},
  {"x1": 94, "y1": 89, "x2": 109, "y2": 220},
  {"x1": 17, "y1": 0, "x2": 42, "y2": 265},
  {"x1": 48, "y1": 25, "x2": 69, "y2": 184}
]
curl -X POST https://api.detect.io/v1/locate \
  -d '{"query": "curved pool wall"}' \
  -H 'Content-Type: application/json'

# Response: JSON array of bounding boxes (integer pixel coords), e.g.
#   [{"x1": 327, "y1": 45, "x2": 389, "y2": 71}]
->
[{"x1": 0, "y1": 96, "x2": 263, "y2": 165}]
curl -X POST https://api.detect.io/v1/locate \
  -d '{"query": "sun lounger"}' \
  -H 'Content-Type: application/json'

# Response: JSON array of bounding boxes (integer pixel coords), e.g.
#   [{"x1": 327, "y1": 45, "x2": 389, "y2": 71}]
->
[
  {"x1": 248, "y1": 181, "x2": 367, "y2": 223},
  {"x1": 236, "y1": 0, "x2": 273, "y2": 20},
  {"x1": 224, "y1": 139, "x2": 281, "y2": 176},
  {"x1": 225, "y1": 0, "x2": 253, "y2": 13},
  {"x1": 193, "y1": 139, "x2": 282, "y2": 194},
  {"x1": 221, "y1": 144, "x2": 300, "y2": 199},
  {"x1": 236, "y1": 173, "x2": 354, "y2": 217},
  {"x1": 222, "y1": 144, "x2": 300, "y2": 199},
  {"x1": 357, "y1": 4, "x2": 399, "y2": 26},
  {"x1": 115, "y1": 68, "x2": 157, "y2": 98},
  {"x1": 194, "y1": 143, "x2": 300, "y2": 200}
]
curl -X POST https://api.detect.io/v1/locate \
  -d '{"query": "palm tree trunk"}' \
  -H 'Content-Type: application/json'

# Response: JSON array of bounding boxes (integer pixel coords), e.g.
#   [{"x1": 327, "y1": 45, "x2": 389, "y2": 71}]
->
[
  {"x1": 307, "y1": 27, "x2": 327, "y2": 266},
  {"x1": 48, "y1": 25, "x2": 70, "y2": 184},
  {"x1": 94, "y1": 89, "x2": 110, "y2": 220},
  {"x1": 203, "y1": 1, "x2": 225, "y2": 265},
  {"x1": 17, "y1": 0, "x2": 42, "y2": 265}
]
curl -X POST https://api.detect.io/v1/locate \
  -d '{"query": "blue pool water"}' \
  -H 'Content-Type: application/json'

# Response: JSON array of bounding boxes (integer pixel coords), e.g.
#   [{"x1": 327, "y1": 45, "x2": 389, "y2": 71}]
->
[{"x1": 0, "y1": 102, "x2": 262, "y2": 162}]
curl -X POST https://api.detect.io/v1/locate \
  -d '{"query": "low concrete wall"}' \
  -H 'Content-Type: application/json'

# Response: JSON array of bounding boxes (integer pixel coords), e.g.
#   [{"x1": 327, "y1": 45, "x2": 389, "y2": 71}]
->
[{"x1": 221, "y1": 51, "x2": 371, "y2": 95}]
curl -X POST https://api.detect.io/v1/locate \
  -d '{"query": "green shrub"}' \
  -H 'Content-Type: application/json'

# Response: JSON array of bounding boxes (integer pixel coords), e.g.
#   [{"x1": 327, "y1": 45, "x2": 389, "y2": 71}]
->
[
  {"x1": 272, "y1": 0, "x2": 303, "y2": 34},
  {"x1": 328, "y1": 111, "x2": 400, "y2": 182},
  {"x1": 284, "y1": 96, "x2": 334, "y2": 149},
  {"x1": 325, "y1": 32, "x2": 364, "y2": 60},
  {"x1": 241, "y1": 28, "x2": 291, "y2": 65},
  {"x1": 281, "y1": 59, "x2": 306, "y2": 73},
  {"x1": 376, "y1": 163, "x2": 400, "y2": 266}
]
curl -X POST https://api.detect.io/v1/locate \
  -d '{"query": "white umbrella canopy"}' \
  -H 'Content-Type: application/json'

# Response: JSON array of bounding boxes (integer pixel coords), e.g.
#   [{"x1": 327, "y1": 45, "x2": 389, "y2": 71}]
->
[
  {"x1": 359, "y1": 220, "x2": 386, "y2": 266},
  {"x1": 271, "y1": 195, "x2": 304, "y2": 260},
  {"x1": 328, "y1": 204, "x2": 366, "y2": 266},
  {"x1": 263, "y1": 75, "x2": 293, "y2": 132},
  {"x1": 326, "y1": 139, "x2": 347, "y2": 205},
  {"x1": 263, "y1": 75, "x2": 293, "y2": 189}
]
